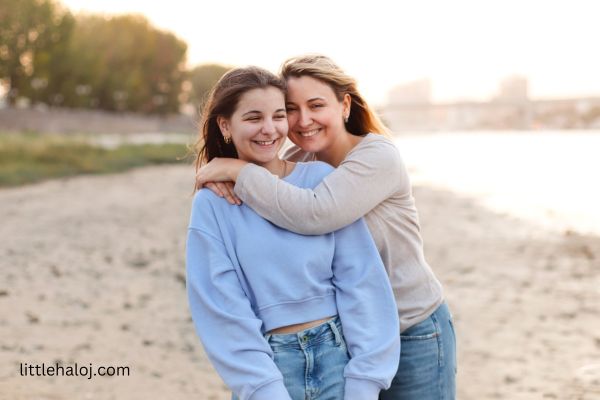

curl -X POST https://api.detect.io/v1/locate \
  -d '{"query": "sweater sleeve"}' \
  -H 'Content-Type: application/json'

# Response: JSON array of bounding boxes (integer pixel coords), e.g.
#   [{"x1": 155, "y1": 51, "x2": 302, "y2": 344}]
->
[
  {"x1": 331, "y1": 218, "x2": 400, "y2": 400},
  {"x1": 186, "y1": 194, "x2": 291, "y2": 400},
  {"x1": 234, "y1": 137, "x2": 407, "y2": 235}
]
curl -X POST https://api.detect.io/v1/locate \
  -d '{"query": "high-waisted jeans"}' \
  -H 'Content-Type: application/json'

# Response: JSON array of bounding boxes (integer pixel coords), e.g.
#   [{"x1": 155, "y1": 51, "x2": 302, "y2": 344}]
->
[
  {"x1": 379, "y1": 302, "x2": 457, "y2": 400},
  {"x1": 232, "y1": 316, "x2": 349, "y2": 400}
]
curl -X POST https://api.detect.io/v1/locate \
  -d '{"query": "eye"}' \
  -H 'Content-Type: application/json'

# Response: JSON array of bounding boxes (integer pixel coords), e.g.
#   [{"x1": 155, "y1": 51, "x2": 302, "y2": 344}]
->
[
  {"x1": 274, "y1": 113, "x2": 286, "y2": 120},
  {"x1": 286, "y1": 105, "x2": 298, "y2": 112},
  {"x1": 310, "y1": 103, "x2": 324, "y2": 109}
]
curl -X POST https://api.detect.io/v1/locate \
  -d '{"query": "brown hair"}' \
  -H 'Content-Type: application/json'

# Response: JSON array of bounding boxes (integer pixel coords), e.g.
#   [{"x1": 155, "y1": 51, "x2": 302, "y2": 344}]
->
[
  {"x1": 193, "y1": 66, "x2": 286, "y2": 171},
  {"x1": 280, "y1": 54, "x2": 390, "y2": 137}
]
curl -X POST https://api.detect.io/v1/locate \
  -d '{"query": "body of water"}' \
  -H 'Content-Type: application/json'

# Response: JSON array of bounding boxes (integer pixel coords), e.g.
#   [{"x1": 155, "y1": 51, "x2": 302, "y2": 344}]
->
[{"x1": 394, "y1": 130, "x2": 600, "y2": 236}]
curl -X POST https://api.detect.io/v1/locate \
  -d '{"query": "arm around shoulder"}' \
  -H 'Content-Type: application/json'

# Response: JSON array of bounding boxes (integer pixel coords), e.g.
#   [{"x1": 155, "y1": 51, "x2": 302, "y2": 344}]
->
[{"x1": 234, "y1": 140, "x2": 407, "y2": 235}]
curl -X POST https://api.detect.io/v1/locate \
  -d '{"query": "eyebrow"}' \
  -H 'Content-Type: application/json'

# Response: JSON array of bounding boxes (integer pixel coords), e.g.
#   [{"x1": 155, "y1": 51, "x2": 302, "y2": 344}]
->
[
  {"x1": 285, "y1": 97, "x2": 325, "y2": 106},
  {"x1": 241, "y1": 110, "x2": 261, "y2": 117},
  {"x1": 242, "y1": 108, "x2": 286, "y2": 117}
]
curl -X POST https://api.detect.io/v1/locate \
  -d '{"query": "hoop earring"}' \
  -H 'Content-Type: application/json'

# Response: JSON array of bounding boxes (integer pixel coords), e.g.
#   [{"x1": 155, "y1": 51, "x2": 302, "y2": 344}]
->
[{"x1": 223, "y1": 136, "x2": 232, "y2": 144}]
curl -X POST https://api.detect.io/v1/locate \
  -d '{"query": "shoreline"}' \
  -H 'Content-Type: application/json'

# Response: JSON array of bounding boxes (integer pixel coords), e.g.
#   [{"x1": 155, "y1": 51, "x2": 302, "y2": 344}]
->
[{"x1": 0, "y1": 164, "x2": 598, "y2": 399}]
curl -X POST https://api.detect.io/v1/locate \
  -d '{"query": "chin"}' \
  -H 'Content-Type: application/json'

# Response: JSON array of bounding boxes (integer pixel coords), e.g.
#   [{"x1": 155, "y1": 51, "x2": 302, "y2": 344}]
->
[
  {"x1": 292, "y1": 139, "x2": 326, "y2": 154},
  {"x1": 252, "y1": 153, "x2": 277, "y2": 164}
]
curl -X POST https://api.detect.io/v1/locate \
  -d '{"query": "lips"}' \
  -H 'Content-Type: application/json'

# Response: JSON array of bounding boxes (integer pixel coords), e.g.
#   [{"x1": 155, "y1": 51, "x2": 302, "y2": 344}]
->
[
  {"x1": 251, "y1": 138, "x2": 280, "y2": 148},
  {"x1": 297, "y1": 128, "x2": 321, "y2": 137},
  {"x1": 253, "y1": 140, "x2": 276, "y2": 146}
]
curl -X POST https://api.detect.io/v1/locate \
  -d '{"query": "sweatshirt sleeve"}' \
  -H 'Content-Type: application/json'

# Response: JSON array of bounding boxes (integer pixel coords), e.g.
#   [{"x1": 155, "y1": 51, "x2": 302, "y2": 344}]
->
[
  {"x1": 186, "y1": 194, "x2": 291, "y2": 400},
  {"x1": 331, "y1": 218, "x2": 401, "y2": 400},
  {"x1": 234, "y1": 137, "x2": 408, "y2": 235}
]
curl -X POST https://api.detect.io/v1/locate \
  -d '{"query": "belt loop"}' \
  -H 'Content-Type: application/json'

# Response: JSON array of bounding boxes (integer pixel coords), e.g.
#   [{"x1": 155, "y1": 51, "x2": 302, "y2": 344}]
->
[
  {"x1": 328, "y1": 319, "x2": 342, "y2": 346},
  {"x1": 264, "y1": 333, "x2": 272, "y2": 343}
]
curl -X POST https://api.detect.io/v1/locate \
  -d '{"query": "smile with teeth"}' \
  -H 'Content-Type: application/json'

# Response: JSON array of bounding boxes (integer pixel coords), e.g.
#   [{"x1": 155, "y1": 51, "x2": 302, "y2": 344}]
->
[
  {"x1": 298, "y1": 128, "x2": 321, "y2": 137},
  {"x1": 253, "y1": 139, "x2": 277, "y2": 146}
]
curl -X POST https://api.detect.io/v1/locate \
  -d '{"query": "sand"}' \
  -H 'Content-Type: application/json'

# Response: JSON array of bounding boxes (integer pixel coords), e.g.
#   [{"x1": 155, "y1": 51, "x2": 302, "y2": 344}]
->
[{"x1": 0, "y1": 164, "x2": 599, "y2": 399}]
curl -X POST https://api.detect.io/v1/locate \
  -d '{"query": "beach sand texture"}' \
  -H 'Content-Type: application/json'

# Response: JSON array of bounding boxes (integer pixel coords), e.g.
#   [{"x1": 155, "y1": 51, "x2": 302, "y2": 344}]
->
[{"x1": 0, "y1": 164, "x2": 599, "y2": 399}]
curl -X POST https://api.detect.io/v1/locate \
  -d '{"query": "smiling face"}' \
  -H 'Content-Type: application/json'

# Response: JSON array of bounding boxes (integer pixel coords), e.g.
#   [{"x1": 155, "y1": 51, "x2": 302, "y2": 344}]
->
[
  {"x1": 218, "y1": 86, "x2": 288, "y2": 167},
  {"x1": 285, "y1": 76, "x2": 350, "y2": 154}
]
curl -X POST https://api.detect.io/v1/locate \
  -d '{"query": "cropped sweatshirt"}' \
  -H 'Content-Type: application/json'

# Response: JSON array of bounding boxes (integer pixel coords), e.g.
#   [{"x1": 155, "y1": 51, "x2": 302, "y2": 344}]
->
[
  {"x1": 234, "y1": 133, "x2": 444, "y2": 331},
  {"x1": 186, "y1": 161, "x2": 400, "y2": 400}
]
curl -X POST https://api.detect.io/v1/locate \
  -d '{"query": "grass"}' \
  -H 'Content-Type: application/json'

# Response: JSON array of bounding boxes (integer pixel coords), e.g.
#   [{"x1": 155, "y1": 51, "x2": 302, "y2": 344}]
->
[{"x1": 0, "y1": 132, "x2": 193, "y2": 188}]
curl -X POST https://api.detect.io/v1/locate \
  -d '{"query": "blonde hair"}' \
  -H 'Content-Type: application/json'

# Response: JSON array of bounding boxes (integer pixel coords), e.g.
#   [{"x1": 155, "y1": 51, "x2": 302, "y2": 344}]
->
[{"x1": 280, "y1": 54, "x2": 390, "y2": 137}]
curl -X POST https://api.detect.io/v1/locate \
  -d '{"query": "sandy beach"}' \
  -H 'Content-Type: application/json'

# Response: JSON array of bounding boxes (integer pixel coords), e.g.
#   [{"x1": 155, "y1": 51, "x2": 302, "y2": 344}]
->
[{"x1": 1, "y1": 163, "x2": 599, "y2": 399}]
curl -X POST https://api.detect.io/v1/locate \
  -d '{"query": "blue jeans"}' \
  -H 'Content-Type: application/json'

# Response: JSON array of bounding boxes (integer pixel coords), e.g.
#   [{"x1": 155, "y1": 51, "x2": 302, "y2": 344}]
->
[
  {"x1": 379, "y1": 302, "x2": 457, "y2": 400},
  {"x1": 232, "y1": 316, "x2": 349, "y2": 400}
]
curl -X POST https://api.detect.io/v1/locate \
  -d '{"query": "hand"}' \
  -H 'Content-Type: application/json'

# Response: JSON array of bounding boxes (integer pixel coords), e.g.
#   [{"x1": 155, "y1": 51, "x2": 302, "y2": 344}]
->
[
  {"x1": 205, "y1": 181, "x2": 241, "y2": 205},
  {"x1": 195, "y1": 157, "x2": 247, "y2": 189}
]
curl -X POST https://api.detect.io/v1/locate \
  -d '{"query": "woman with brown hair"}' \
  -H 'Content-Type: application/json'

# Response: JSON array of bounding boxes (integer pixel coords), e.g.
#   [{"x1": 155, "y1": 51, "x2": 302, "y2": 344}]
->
[{"x1": 187, "y1": 65, "x2": 400, "y2": 400}]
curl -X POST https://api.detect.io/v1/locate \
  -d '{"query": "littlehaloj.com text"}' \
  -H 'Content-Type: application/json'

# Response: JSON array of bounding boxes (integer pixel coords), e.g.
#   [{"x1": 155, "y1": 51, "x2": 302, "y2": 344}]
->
[{"x1": 20, "y1": 362, "x2": 130, "y2": 380}]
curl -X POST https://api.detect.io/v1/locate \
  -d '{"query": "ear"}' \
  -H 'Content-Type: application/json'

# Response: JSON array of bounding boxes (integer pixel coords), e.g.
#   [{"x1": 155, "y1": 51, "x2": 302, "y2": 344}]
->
[
  {"x1": 217, "y1": 116, "x2": 230, "y2": 137},
  {"x1": 342, "y1": 93, "x2": 351, "y2": 116}
]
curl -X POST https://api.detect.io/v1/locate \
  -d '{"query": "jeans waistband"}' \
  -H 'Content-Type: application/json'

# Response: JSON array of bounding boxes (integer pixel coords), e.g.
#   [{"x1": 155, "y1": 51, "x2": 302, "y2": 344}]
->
[{"x1": 265, "y1": 316, "x2": 342, "y2": 349}]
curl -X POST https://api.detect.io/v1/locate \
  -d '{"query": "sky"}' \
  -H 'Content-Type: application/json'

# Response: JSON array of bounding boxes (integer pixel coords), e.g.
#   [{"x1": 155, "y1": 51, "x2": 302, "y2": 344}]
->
[{"x1": 61, "y1": 0, "x2": 600, "y2": 106}]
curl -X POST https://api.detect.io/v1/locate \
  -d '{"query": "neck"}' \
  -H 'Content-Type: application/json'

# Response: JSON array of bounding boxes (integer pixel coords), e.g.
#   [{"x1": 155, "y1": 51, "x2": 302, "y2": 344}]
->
[
  {"x1": 257, "y1": 158, "x2": 287, "y2": 178},
  {"x1": 316, "y1": 131, "x2": 364, "y2": 167}
]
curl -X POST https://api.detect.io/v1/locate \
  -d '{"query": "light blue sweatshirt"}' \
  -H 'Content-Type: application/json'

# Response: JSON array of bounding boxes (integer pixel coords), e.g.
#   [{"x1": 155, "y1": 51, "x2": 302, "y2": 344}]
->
[{"x1": 186, "y1": 161, "x2": 400, "y2": 400}]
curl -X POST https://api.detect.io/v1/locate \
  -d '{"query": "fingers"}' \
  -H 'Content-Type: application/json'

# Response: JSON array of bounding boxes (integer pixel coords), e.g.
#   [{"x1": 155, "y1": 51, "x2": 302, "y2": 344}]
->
[
  {"x1": 225, "y1": 182, "x2": 242, "y2": 205},
  {"x1": 217, "y1": 182, "x2": 241, "y2": 205},
  {"x1": 205, "y1": 182, "x2": 224, "y2": 197}
]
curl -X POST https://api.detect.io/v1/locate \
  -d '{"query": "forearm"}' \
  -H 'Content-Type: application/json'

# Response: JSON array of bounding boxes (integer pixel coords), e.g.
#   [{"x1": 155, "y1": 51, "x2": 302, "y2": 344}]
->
[
  {"x1": 234, "y1": 142, "x2": 406, "y2": 235},
  {"x1": 235, "y1": 163, "x2": 378, "y2": 235},
  {"x1": 196, "y1": 157, "x2": 248, "y2": 188}
]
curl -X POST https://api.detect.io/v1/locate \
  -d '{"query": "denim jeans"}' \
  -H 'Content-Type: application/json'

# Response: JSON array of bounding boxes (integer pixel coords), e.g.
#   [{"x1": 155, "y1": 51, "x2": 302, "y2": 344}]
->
[
  {"x1": 379, "y1": 302, "x2": 457, "y2": 400},
  {"x1": 233, "y1": 316, "x2": 349, "y2": 400}
]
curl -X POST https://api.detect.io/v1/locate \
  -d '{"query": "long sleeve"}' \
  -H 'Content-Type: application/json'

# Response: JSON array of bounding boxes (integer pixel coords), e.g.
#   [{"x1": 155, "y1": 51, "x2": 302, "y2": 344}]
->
[
  {"x1": 186, "y1": 198, "x2": 292, "y2": 400},
  {"x1": 234, "y1": 136, "x2": 408, "y2": 235},
  {"x1": 331, "y1": 218, "x2": 400, "y2": 400}
]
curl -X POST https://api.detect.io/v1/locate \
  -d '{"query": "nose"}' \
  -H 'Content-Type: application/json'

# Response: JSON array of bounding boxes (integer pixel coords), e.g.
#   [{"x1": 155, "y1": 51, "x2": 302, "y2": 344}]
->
[
  {"x1": 261, "y1": 117, "x2": 276, "y2": 134},
  {"x1": 298, "y1": 109, "x2": 312, "y2": 128}
]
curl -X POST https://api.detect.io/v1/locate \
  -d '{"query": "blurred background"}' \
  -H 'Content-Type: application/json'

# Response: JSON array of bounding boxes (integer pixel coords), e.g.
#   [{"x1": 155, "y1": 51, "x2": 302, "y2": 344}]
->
[{"x1": 1, "y1": 0, "x2": 599, "y2": 399}]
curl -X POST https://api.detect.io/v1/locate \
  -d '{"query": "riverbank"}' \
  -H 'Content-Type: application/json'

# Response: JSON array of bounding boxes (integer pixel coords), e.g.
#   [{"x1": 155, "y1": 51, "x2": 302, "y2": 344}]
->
[
  {"x1": 0, "y1": 132, "x2": 191, "y2": 187},
  {"x1": 0, "y1": 164, "x2": 598, "y2": 399}
]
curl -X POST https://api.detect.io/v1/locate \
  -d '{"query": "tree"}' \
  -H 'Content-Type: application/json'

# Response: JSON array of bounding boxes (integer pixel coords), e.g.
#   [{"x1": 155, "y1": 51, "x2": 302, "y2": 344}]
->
[
  {"x1": 188, "y1": 64, "x2": 230, "y2": 113},
  {"x1": 0, "y1": 0, "x2": 73, "y2": 106},
  {"x1": 55, "y1": 14, "x2": 187, "y2": 113}
]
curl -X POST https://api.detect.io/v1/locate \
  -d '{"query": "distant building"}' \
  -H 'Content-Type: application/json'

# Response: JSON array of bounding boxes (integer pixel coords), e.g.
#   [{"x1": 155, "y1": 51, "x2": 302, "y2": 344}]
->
[
  {"x1": 387, "y1": 79, "x2": 432, "y2": 106},
  {"x1": 381, "y1": 74, "x2": 600, "y2": 131},
  {"x1": 494, "y1": 75, "x2": 529, "y2": 103}
]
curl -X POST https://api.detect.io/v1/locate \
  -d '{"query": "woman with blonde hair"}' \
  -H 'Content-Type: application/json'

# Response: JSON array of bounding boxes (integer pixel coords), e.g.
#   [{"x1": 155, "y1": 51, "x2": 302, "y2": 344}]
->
[
  {"x1": 196, "y1": 55, "x2": 457, "y2": 400},
  {"x1": 187, "y1": 65, "x2": 400, "y2": 400}
]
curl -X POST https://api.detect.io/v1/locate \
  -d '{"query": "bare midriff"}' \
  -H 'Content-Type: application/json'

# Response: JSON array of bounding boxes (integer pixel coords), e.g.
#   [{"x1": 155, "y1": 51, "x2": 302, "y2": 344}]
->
[{"x1": 268, "y1": 316, "x2": 336, "y2": 334}]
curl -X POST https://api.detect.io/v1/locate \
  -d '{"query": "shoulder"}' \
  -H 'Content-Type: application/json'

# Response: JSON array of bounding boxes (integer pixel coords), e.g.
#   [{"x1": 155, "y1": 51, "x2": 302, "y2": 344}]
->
[
  {"x1": 345, "y1": 133, "x2": 404, "y2": 171},
  {"x1": 189, "y1": 188, "x2": 227, "y2": 230},
  {"x1": 301, "y1": 160, "x2": 335, "y2": 179},
  {"x1": 288, "y1": 161, "x2": 335, "y2": 189},
  {"x1": 192, "y1": 187, "x2": 222, "y2": 208},
  {"x1": 282, "y1": 143, "x2": 313, "y2": 162}
]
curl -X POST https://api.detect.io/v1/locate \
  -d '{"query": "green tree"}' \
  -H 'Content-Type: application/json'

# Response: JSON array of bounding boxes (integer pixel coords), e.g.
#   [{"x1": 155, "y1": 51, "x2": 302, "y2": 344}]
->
[
  {"x1": 0, "y1": 0, "x2": 73, "y2": 105},
  {"x1": 58, "y1": 14, "x2": 187, "y2": 113},
  {"x1": 188, "y1": 63, "x2": 230, "y2": 112}
]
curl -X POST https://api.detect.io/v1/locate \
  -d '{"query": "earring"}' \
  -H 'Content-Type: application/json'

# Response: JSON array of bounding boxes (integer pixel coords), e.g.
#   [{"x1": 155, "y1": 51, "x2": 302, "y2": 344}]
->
[
  {"x1": 344, "y1": 114, "x2": 349, "y2": 123},
  {"x1": 223, "y1": 136, "x2": 232, "y2": 144}
]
